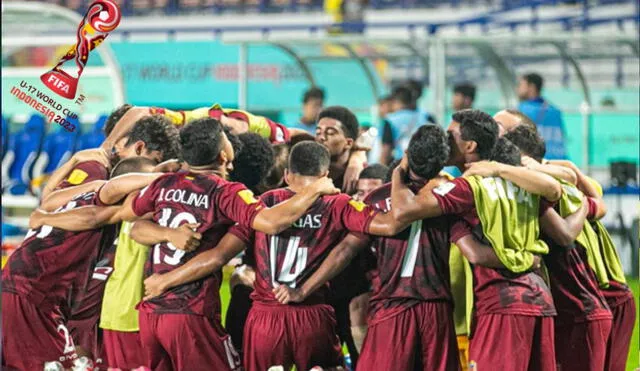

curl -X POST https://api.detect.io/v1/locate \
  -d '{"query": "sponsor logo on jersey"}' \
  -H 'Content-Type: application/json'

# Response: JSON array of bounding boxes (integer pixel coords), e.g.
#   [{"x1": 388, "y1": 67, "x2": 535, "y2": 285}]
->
[
  {"x1": 238, "y1": 189, "x2": 259, "y2": 205},
  {"x1": 66, "y1": 169, "x2": 89, "y2": 185},
  {"x1": 433, "y1": 181, "x2": 455, "y2": 196},
  {"x1": 292, "y1": 214, "x2": 322, "y2": 229}
]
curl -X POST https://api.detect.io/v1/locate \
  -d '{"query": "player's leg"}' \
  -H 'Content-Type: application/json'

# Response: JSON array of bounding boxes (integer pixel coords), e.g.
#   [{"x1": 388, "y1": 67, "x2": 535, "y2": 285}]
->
[
  {"x1": 349, "y1": 292, "x2": 370, "y2": 353},
  {"x1": 356, "y1": 307, "x2": 419, "y2": 371},
  {"x1": 2, "y1": 292, "x2": 78, "y2": 370},
  {"x1": 243, "y1": 303, "x2": 291, "y2": 371},
  {"x1": 554, "y1": 319, "x2": 611, "y2": 371},
  {"x1": 468, "y1": 314, "x2": 536, "y2": 371},
  {"x1": 225, "y1": 283, "x2": 253, "y2": 357},
  {"x1": 456, "y1": 335, "x2": 469, "y2": 371},
  {"x1": 289, "y1": 304, "x2": 344, "y2": 371},
  {"x1": 417, "y1": 302, "x2": 460, "y2": 371},
  {"x1": 605, "y1": 297, "x2": 636, "y2": 371},
  {"x1": 102, "y1": 329, "x2": 145, "y2": 369},
  {"x1": 527, "y1": 316, "x2": 556, "y2": 371},
  {"x1": 330, "y1": 296, "x2": 358, "y2": 365},
  {"x1": 138, "y1": 311, "x2": 172, "y2": 371}
]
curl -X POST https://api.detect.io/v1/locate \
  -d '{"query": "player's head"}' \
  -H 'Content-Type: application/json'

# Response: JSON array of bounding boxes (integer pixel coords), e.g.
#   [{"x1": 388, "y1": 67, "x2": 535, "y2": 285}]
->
[
  {"x1": 286, "y1": 141, "x2": 331, "y2": 185},
  {"x1": 110, "y1": 156, "x2": 157, "y2": 178},
  {"x1": 302, "y1": 87, "x2": 325, "y2": 123},
  {"x1": 355, "y1": 164, "x2": 388, "y2": 201},
  {"x1": 452, "y1": 82, "x2": 476, "y2": 111},
  {"x1": 517, "y1": 73, "x2": 543, "y2": 101},
  {"x1": 257, "y1": 143, "x2": 289, "y2": 194},
  {"x1": 315, "y1": 106, "x2": 359, "y2": 160},
  {"x1": 230, "y1": 133, "x2": 275, "y2": 193},
  {"x1": 448, "y1": 109, "x2": 499, "y2": 170},
  {"x1": 503, "y1": 125, "x2": 546, "y2": 162},
  {"x1": 180, "y1": 117, "x2": 234, "y2": 177},
  {"x1": 104, "y1": 104, "x2": 133, "y2": 137},
  {"x1": 111, "y1": 115, "x2": 181, "y2": 168},
  {"x1": 404, "y1": 79, "x2": 423, "y2": 102},
  {"x1": 223, "y1": 126, "x2": 243, "y2": 172},
  {"x1": 406, "y1": 125, "x2": 450, "y2": 184},
  {"x1": 490, "y1": 137, "x2": 522, "y2": 166},
  {"x1": 378, "y1": 95, "x2": 393, "y2": 117},
  {"x1": 493, "y1": 109, "x2": 536, "y2": 133},
  {"x1": 390, "y1": 85, "x2": 416, "y2": 111}
]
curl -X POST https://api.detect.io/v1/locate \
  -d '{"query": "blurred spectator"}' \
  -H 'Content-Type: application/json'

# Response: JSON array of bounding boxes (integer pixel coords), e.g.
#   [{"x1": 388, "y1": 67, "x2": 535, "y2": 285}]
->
[
  {"x1": 354, "y1": 163, "x2": 388, "y2": 201},
  {"x1": 378, "y1": 85, "x2": 428, "y2": 165},
  {"x1": 517, "y1": 72, "x2": 567, "y2": 160},
  {"x1": 406, "y1": 79, "x2": 436, "y2": 125},
  {"x1": 289, "y1": 87, "x2": 325, "y2": 135},
  {"x1": 378, "y1": 95, "x2": 393, "y2": 119},
  {"x1": 452, "y1": 82, "x2": 476, "y2": 111}
]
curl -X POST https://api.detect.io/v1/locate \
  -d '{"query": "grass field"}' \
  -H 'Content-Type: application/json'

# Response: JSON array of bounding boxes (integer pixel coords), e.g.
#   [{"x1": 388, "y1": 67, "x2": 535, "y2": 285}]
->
[{"x1": 219, "y1": 268, "x2": 639, "y2": 370}]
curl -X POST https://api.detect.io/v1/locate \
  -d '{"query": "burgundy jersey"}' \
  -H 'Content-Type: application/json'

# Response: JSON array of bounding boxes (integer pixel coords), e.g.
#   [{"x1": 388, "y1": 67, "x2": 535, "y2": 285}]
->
[
  {"x1": 362, "y1": 183, "x2": 463, "y2": 324},
  {"x1": 55, "y1": 160, "x2": 109, "y2": 190},
  {"x1": 233, "y1": 188, "x2": 378, "y2": 306},
  {"x1": 132, "y1": 172, "x2": 264, "y2": 319},
  {"x1": 2, "y1": 192, "x2": 107, "y2": 314},
  {"x1": 433, "y1": 177, "x2": 557, "y2": 317},
  {"x1": 542, "y1": 198, "x2": 612, "y2": 324}
]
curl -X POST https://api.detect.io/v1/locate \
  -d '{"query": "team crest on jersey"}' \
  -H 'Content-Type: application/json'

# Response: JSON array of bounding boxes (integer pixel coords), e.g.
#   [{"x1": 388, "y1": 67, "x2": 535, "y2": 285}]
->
[
  {"x1": 66, "y1": 169, "x2": 89, "y2": 185},
  {"x1": 348, "y1": 199, "x2": 366, "y2": 212},
  {"x1": 433, "y1": 182, "x2": 455, "y2": 196},
  {"x1": 469, "y1": 360, "x2": 477, "y2": 370},
  {"x1": 238, "y1": 189, "x2": 258, "y2": 205}
]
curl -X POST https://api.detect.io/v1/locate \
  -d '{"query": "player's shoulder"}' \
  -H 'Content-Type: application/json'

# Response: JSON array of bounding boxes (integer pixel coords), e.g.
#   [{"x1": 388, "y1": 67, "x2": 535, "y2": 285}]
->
[
  {"x1": 364, "y1": 182, "x2": 391, "y2": 204},
  {"x1": 433, "y1": 176, "x2": 468, "y2": 197}
]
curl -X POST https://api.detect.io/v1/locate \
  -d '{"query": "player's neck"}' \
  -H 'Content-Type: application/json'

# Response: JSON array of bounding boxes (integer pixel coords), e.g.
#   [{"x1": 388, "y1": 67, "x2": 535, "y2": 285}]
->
[
  {"x1": 188, "y1": 165, "x2": 226, "y2": 178},
  {"x1": 287, "y1": 176, "x2": 321, "y2": 193}
]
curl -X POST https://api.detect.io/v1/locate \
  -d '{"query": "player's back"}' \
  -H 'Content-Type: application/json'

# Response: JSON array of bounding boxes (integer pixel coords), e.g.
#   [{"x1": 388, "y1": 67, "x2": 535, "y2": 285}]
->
[
  {"x1": 364, "y1": 183, "x2": 454, "y2": 323},
  {"x1": 2, "y1": 192, "x2": 107, "y2": 312},
  {"x1": 134, "y1": 172, "x2": 255, "y2": 319},
  {"x1": 250, "y1": 188, "x2": 376, "y2": 305}
]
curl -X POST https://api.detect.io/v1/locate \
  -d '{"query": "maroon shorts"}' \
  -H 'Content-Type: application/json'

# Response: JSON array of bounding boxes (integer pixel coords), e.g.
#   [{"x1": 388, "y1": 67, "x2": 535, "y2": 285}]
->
[
  {"x1": 1, "y1": 292, "x2": 78, "y2": 370},
  {"x1": 103, "y1": 329, "x2": 146, "y2": 369},
  {"x1": 139, "y1": 311, "x2": 241, "y2": 371},
  {"x1": 243, "y1": 302, "x2": 343, "y2": 371},
  {"x1": 555, "y1": 319, "x2": 612, "y2": 371},
  {"x1": 68, "y1": 276, "x2": 108, "y2": 364},
  {"x1": 469, "y1": 314, "x2": 555, "y2": 371},
  {"x1": 605, "y1": 296, "x2": 636, "y2": 371},
  {"x1": 356, "y1": 301, "x2": 459, "y2": 371}
]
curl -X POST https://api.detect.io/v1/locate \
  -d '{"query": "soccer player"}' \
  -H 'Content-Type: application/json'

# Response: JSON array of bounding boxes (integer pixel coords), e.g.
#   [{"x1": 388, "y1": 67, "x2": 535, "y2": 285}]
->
[
  {"x1": 2, "y1": 157, "x2": 160, "y2": 370},
  {"x1": 140, "y1": 141, "x2": 408, "y2": 371},
  {"x1": 389, "y1": 110, "x2": 564, "y2": 371},
  {"x1": 504, "y1": 125, "x2": 613, "y2": 371},
  {"x1": 354, "y1": 164, "x2": 388, "y2": 202}
]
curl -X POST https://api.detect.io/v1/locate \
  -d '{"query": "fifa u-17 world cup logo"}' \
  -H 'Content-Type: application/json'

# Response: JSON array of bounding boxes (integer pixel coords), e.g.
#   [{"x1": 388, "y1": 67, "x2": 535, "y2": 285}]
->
[{"x1": 40, "y1": 0, "x2": 121, "y2": 100}]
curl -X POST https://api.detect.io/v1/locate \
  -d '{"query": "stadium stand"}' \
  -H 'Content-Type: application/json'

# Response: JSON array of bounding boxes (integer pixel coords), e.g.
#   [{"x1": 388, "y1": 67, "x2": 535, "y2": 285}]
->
[
  {"x1": 76, "y1": 115, "x2": 108, "y2": 151},
  {"x1": 1, "y1": 115, "x2": 46, "y2": 195}
]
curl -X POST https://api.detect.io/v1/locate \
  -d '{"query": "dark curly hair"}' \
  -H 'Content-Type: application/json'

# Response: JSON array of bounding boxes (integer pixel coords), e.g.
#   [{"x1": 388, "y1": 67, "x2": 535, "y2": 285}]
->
[
  {"x1": 359, "y1": 164, "x2": 388, "y2": 182},
  {"x1": 452, "y1": 109, "x2": 499, "y2": 161},
  {"x1": 385, "y1": 159, "x2": 401, "y2": 183},
  {"x1": 504, "y1": 125, "x2": 546, "y2": 162},
  {"x1": 104, "y1": 104, "x2": 133, "y2": 137},
  {"x1": 179, "y1": 117, "x2": 224, "y2": 166},
  {"x1": 126, "y1": 115, "x2": 181, "y2": 161},
  {"x1": 317, "y1": 106, "x2": 359, "y2": 140},
  {"x1": 491, "y1": 137, "x2": 522, "y2": 166},
  {"x1": 230, "y1": 133, "x2": 275, "y2": 193},
  {"x1": 407, "y1": 125, "x2": 450, "y2": 180},
  {"x1": 224, "y1": 126, "x2": 244, "y2": 158}
]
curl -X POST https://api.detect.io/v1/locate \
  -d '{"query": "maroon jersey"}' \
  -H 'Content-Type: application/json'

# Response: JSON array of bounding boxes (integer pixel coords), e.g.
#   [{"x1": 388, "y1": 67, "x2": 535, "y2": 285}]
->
[
  {"x1": 56, "y1": 160, "x2": 109, "y2": 190},
  {"x1": 132, "y1": 172, "x2": 264, "y2": 319},
  {"x1": 362, "y1": 183, "x2": 463, "y2": 324},
  {"x1": 233, "y1": 188, "x2": 378, "y2": 306},
  {"x1": 2, "y1": 192, "x2": 107, "y2": 314},
  {"x1": 542, "y1": 198, "x2": 612, "y2": 324},
  {"x1": 432, "y1": 177, "x2": 557, "y2": 317}
]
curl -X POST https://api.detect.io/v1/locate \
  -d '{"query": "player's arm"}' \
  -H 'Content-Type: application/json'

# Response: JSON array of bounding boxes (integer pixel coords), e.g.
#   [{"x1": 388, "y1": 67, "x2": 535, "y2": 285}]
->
[
  {"x1": 130, "y1": 220, "x2": 201, "y2": 251},
  {"x1": 98, "y1": 173, "x2": 163, "y2": 205},
  {"x1": 522, "y1": 156, "x2": 578, "y2": 185},
  {"x1": 454, "y1": 235, "x2": 507, "y2": 268},
  {"x1": 101, "y1": 106, "x2": 151, "y2": 151},
  {"x1": 343, "y1": 150, "x2": 368, "y2": 194},
  {"x1": 464, "y1": 161, "x2": 562, "y2": 202},
  {"x1": 539, "y1": 201, "x2": 588, "y2": 247},
  {"x1": 40, "y1": 180, "x2": 106, "y2": 211},
  {"x1": 29, "y1": 205, "x2": 122, "y2": 231},
  {"x1": 143, "y1": 233, "x2": 247, "y2": 300},
  {"x1": 366, "y1": 212, "x2": 410, "y2": 237},
  {"x1": 41, "y1": 148, "x2": 110, "y2": 200},
  {"x1": 390, "y1": 160, "x2": 444, "y2": 225},
  {"x1": 251, "y1": 177, "x2": 339, "y2": 235},
  {"x1": 273, "y1": 233, "x2": 370, "y2": 304}
]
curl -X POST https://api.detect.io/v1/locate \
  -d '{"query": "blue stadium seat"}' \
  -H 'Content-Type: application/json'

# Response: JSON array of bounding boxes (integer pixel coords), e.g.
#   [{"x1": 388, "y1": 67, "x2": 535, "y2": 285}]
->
[
  {"x1": 1, "y1": 115, "x2": 46, "y2": 195},
  {"x1": 2, "y1": 116, "x2": 8, "y2": 159},
  {"x1": 76, "y1": 115, "x2": 107, "y2": 151},
  {"x1": 32, "y1": 117, "x2": 81, "y2": 181}
]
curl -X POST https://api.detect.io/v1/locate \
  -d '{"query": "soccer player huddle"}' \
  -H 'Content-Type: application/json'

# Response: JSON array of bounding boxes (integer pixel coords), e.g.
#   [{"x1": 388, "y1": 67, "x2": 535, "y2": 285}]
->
[{"x1": 1, "y1": 104, "x2": 635, "y2": 371}]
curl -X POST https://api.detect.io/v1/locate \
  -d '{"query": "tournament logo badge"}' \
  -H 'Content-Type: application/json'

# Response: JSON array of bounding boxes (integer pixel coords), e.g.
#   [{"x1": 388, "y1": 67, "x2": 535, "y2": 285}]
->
[{"x1": 40, "y1": 0, "x2": 121, "y2": 99}]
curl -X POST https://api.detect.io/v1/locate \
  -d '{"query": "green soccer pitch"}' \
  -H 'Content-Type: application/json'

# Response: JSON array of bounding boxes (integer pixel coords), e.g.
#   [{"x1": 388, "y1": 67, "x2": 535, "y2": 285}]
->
[{"x1": 219, "y1": 267, "x2": 639, "y2": 370}]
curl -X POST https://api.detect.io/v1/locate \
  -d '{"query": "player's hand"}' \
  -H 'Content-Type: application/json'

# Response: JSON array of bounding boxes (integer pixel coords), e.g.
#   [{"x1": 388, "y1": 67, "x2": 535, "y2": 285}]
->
[
  {"x1": 230, "y1": 265, "x2": 256, "y2": 290},
  {"x1": 311, "y1": 177, "x2": 340, "y2": 196},
  {"x1": 143, "y1": 273, "x2": 169, "y2": 301},
  {"x1": 29, "y1": 209, "x2": 47, "y2": 230},
  {"x1": 272, "y1": 284, "x2": 305, "y2": 304},
  {"x1": 153, "y1": 159, "x2": 182, "y2": 173},
  {"x1": 168, "y1": 223, "x2": 202, "y2": 251},
  {"x1": 532, "y1": 255, "x2": 542, "y2": 269},
  {"x1": 72, "y1": 148, "x2": 111, "y2": 169},
  {"x1": 463, "y1": 161, "x2": 503, "y2": 177},
  {"x1": 342, "y1": 162, "x2": 363, "y2": 195},
  {"x1": 399, "y1": 153, "x2": 409, "y2": 171}
]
